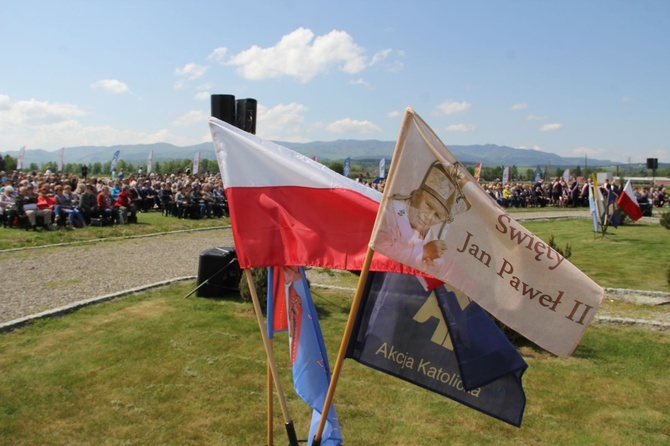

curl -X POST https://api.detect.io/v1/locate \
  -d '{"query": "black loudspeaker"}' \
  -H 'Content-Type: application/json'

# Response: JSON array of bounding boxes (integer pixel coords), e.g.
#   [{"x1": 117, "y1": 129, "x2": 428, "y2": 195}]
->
[
  {"x1": 236, "y1": 98, "x2": 257, "y2": 134},
  {"x1": 646, "y1": 158, "x2": 658, "y2": 169},
  {"x1": 211, "y1": 94, "x2": 236, "y2": 126},
  {"x1": 196, "y1": 247, "x2": 242, "y2": 297}
]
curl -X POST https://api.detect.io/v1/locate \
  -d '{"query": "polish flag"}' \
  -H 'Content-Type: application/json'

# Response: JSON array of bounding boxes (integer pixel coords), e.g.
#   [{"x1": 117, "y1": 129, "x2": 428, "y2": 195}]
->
[
  {"x1": 617, "y1": 179, "x2": 643, "y2": 221},
  {"x1": 209, "y1": 117, "x2": 416, "y2": 274}
]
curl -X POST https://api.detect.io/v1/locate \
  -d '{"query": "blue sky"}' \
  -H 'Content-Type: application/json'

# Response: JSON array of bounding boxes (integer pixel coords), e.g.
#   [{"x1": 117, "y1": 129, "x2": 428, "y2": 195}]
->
[{"x1": 1, "y1": 0, "x2": 668, "y2": 163}]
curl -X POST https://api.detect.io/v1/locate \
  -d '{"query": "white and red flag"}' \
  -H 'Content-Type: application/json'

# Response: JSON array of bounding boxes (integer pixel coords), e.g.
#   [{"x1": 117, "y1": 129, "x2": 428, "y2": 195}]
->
[
  {"x1": 617, "y1": 179, "x2": 643, "y2": 221},
  {"x1": 209, "y1": 117, "x2": 416, "y2": 275},
  {"x1": 369, "y1": 107, "x2": 604, "y2": 357}
]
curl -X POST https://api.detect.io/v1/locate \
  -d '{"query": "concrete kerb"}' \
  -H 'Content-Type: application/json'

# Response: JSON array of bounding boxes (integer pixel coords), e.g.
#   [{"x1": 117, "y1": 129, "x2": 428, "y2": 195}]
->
[
  {"x1": 0, "y1": 225, "x2": 232, "y2": 254},
  {"x1": 0, "y1": 276, "x2": 196, "y2": 334},
  {"x1": 2, "y1": 280, "x2": 669, "y2": 335}
]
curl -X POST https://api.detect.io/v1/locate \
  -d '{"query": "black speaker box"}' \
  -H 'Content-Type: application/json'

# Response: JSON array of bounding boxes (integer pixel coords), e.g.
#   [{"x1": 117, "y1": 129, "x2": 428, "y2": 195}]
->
[
  {"x1": 196, "y1": 247, "x2": 242, "y2": 297},
  {"x1": 236, "y1": 98, "x2": 257, "y2": 134},
  {"x1": 211, "y1": 94, "x2": 236, "y2": 126},
  {"x1": 646, "y1": 158, "x2": 658, "y2": 169}
]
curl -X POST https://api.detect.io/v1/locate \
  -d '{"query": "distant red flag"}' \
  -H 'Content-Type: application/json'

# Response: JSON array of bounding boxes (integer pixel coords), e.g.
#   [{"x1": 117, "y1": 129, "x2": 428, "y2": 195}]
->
[{"x1": 617, "y1": 179, "x2": 642, "y2": 221}]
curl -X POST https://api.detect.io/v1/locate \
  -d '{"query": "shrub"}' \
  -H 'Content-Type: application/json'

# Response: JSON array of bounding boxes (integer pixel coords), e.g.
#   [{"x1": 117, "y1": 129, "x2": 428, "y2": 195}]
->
[
  {"x1": 666, "y1": 263, "x2": 670, "y2": 286},
  {"x1": 239, "y1": 268, "x2": 268, "y2": 314},
  {"x1": 660, "y1": 211, "x2": 670, "y2": 230},
  {"x1": 548, "y1": 234, "x2": 572, "y2": 259}
]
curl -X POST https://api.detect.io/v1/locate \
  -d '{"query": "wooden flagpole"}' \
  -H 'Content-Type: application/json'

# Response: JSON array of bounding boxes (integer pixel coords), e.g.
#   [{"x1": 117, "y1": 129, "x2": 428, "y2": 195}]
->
[
  {"x1": 311, "y1": 247, "x2": 375, "y2": 445},
  {"x1": 267, "y1": 343, "x2": 274, "y2": 446},
  {"x1": 313, "y1": 107, "x2": 414, "y2": 445},
  {"x1": 244, "y1": 269, "x2": 298, "y2": 446}
]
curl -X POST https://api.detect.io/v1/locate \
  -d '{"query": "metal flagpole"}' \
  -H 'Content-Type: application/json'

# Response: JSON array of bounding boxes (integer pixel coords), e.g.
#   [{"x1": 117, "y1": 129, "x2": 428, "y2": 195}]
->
[{"x1": 244, "y1": 269, "x2": 298, "y2": 446}]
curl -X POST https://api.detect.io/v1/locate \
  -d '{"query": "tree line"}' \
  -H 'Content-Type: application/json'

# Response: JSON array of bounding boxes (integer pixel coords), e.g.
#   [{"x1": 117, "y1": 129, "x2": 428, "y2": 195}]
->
[
  {"x1": 1, "y1": 153, "x2": 667, "y2": 181},
  {"x1": 0, "y1": 155, "x2": 219, "y2": 177}
]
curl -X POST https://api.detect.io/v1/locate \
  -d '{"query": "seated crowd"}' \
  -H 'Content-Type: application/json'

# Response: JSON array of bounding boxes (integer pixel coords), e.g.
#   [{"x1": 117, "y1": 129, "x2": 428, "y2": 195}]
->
[
  {"x1": 0, "y1": 170, "x2": 229, "y2": 231},
  {"x1": 482, "y1": 177, "x2": 667, "y2": 210}
]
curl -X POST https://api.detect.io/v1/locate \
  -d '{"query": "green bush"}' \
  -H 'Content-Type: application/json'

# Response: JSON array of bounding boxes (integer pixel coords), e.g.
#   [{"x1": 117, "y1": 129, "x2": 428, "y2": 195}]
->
[
  {"x1": 239, "y1": 268, "x2": 268, "y2": 314},
  {"x1": 666, "y1": 263, "x2": 670, "y2": 286},
  {"x1": 660, "y1": 211, "x2": 670, "y2": 230},
  {"x1": 548, "y1": 234, "x2": 572, "y2": 259}
]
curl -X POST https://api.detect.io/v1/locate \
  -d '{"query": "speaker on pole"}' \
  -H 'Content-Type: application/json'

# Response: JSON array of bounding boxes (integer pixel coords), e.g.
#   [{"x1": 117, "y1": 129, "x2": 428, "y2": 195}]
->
[
  {"x1": 211, "y1": 94, "x2": 236, "y2": 126},
  {"x1": 646, "y1": 158, "x2": 658, "y2": 170},
  {"x1": 236, "y1": 98, "x2": 257, "y2": 134}
]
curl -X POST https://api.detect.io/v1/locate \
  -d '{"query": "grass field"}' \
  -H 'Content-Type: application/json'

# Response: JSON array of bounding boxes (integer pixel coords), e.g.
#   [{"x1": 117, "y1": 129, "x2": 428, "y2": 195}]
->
[
  {"x1": 1, "y1": 209, "x2": 669, "y2": 444},
  {"x1": 0, "y1": 212, "x2": 229, "y2": 251},
  {"x1": 0, "y1": 283, "x2": 668, "y2": 445}
]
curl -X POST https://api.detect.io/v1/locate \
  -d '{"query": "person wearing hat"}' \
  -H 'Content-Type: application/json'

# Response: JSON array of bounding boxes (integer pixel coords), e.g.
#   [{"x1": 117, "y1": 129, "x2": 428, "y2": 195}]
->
[{"x1": 374, "y1": 161, "x2": 471, "y2": 268}]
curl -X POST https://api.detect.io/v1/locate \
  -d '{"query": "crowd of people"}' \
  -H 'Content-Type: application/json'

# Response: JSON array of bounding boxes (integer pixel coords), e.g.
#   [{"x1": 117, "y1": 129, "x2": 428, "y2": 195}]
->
[
  {"x1": 0, "y1": 169, "x2": 229, "y2": 231},
  {"x1": 480, "y1": 177, "x2": 667, "y2": 211},
  {"x1": 363, "y1": 174, "x2": 667, "y2": 212},
  {"x1": 0, "y1": 167, "x2": 667, "y2": 231}
]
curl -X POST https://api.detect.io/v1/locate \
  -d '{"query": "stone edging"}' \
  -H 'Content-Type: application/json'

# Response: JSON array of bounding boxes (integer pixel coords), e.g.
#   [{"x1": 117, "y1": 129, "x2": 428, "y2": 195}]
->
[
  {"x1": 0, "y1": 276, "x2": 196, "y2": 334},
  {"x1": 2, "y1": 280, "x2": 668, "y2": 335}
]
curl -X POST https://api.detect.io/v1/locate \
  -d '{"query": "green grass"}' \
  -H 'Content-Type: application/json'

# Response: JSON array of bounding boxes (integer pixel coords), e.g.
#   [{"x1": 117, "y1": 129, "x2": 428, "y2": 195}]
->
[
  {"x1": 0, "y1": 212, "x2": 229, "y2": 251},
  {"x1": 0, "y1": 283, "x2": 668, "y2": 445},
  {"x1": 522, "y1": 219, "x2": 670, "y2": 291}
]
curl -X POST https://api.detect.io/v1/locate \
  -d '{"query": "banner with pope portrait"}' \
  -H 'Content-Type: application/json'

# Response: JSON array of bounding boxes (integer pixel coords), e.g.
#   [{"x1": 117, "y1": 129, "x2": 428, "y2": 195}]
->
[{"x1": 369, "y1": 107, "x2": 604, "y2": 357}]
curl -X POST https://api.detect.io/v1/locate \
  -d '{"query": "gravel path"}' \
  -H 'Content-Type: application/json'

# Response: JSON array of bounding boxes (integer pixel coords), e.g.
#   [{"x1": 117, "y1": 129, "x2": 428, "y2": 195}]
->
[
  {"x1": 0, "y1": 210, "x2": 667, "y2": 329},
  {"x1": 0, "y1": 228, "x2": 235, "y2": 325}
]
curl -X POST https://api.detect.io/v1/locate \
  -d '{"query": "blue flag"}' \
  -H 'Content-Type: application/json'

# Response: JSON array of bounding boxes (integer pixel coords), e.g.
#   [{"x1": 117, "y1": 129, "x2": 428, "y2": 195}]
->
[
  {"x1": 347, "y1": 271, "x2": 526, "y2": 427},
  {"x1": 267, "y1": 267, "x2": 342, "y2": 445},
  {"x1": 605, "y1": 189, "x2": 621, "y2": 229},
  {"x1": 588, "y1": 183, "x2": 600, "y2": 232},
  {"x1": 534, "y1": 167, "x2": 542, "y2": 183},
  {"x1": 436, "y1": 284, "x2": 527, "y2": 390},
  {"x1": 110, "y1": 150, "x2": 121, "y2": 174},
  {"x1": 343, "y1": 157, "x2": 351, "y2": 178}
]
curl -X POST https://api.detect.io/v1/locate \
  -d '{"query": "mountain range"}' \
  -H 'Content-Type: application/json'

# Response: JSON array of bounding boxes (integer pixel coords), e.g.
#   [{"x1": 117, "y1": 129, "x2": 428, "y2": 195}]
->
[{"x1": 3, "y1": 140, "x2": 620, "y2": 168}]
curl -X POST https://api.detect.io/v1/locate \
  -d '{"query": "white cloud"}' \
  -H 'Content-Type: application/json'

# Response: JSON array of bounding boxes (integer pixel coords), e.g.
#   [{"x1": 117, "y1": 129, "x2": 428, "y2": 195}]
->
[
  {"x1": 387, "y1": 110, "x2": 401, "y2": 118},
  {"x1": 175, "y1": 63, "x2": 207, "y2": 81},
  {"x1": 0, "y1": 94, "x2": 11, "y2": 110},
  {"x1": 348, "y1": 78, "x2": 373, "y2": 89},
  {"x1": 172, "y1": 110, "x2": 209, "y2": 127},
  {"x1": 370, "y1": 49, "x2": 392, "y2": 65},
  {"x1": 540, "y1": 123, "x2": 562, "y2": 131},
  {"x1": 194, "y1": 91, "x2": 209, "y2": 100},
  {"x1": 90, "y1": 79, "x2": 130, "y2": 94},
  {"x1": 446, "y1": 124, "x2": 476, "y2": 132},
  {"x1": 510, "y1": 102, "x2": 527, "y2": 111},
  {"x1": 621, "y1": 96, "x2": 633, "y2": 103},
  {"x1": 0, "y1": 98, "x2": 87, "y2": 128},
  {"x1": 526, "y1": 114, "x2": 547, "y2": 121},
  {"x1": 516, "y1": 145, "x2": 544, "y2": 151},
  {"x1": 570, "y1": 146, "x2": 606, "y2": 156},
  {"x1": 207, "y1": 47, "x2": 228, "y2": 63},
  {"x1": 434, "y1": 100, "x2": 471, "y2": 116},
  {"x1": 0, "y1": 95, "x2": 199, "y2": 150},
  {"x1": 326, "y1": 117, "x2": 381, "y2": 134},
  {"x1": 227, "y1": 27, "x2": 370, "y2": 83},
  {"x1": 256, "y1": 102, "x2": 309, "y2": 142}
]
